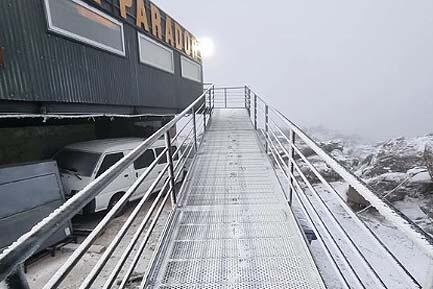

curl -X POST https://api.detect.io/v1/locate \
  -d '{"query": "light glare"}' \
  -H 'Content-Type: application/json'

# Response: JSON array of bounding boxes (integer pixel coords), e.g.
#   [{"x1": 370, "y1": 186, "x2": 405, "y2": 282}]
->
[{"x1": 198, "y1": 37, "x2": 215, "y2": 59}]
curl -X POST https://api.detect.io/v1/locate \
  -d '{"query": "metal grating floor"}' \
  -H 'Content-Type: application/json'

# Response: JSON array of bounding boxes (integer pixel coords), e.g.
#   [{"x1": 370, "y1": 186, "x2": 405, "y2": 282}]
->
[{"x1": 145, "y1": 109, "x2": 325, "y2": 289}]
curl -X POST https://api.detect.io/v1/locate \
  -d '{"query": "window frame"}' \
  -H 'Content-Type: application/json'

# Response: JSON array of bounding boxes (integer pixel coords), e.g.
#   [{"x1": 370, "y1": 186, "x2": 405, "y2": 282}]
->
[
  {"x1": 43, "y1": 0, "x2": 126, "y2": 57},
  {"x1": 133, "y1": 149, "x2": 156, "y2": 170},
  {"x1": 95, "y1": 152, "x2": 125, "y2": 178},
  {"x1": 180, "y1": 56, "x2": 202, "y2": 82},
  {"x1": 137, "y1": 32, "x2": 175, "y2": 74}
]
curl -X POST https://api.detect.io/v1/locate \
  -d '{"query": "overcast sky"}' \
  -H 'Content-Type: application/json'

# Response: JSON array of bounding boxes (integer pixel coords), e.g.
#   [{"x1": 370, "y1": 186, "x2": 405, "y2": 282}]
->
[{"x1": 156, "y1": 0, "x2": 433, "y2": 140}]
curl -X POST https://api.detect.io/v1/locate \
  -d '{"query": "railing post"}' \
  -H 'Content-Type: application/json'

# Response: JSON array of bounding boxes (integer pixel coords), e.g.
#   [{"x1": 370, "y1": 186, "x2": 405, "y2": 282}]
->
[
  {"x1": 208, "y1": 88, "x2": 212, "y2": 116},
  {"x1": 224, "y1": 88, "x2": 228, "y2": 108},
  {"x1": 288, "y1": 129, "x2": 295, "y2": 205},
  {"x1": 192, "y1": 106, "x2": 198, "y2": 151},
  {"x1": 244, "y1": 86, "x2": 248, "y2": 110},
  {"x1": 247, "y1": 87, "x2": 251, "y2": 117},
  {"x1": 265, "y1": 104, "x2": 269, "y2": 153},
  {"x1": 212, "y1": 86, "x2": 215, "y2": 110},
  {"x1": 254, "y1": 94, "x2": 258, "y2": 130},
  {"x1": 164, "y1": 131, "x2": 176, "y2": 208},
  {"x1": 203, "y1": 95, "x2": 207, "y2": 132}
]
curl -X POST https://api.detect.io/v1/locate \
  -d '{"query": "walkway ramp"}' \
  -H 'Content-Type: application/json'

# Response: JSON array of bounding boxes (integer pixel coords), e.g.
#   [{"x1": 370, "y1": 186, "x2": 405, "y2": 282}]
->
[
  {"x1": 144, "y1": 109, "x2": 325, "y2": 288},
  {"x1": 2, "y1": 86, "x2": 431, "y2": 289}
]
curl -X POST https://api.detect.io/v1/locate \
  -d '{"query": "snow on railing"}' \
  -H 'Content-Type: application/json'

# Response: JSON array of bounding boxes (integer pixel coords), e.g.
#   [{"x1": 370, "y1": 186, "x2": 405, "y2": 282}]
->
[
  {"x1": 214, "y1": 86, "x2": 433, "y2": 289},
  {"x1": 0, "y1": 86, "x2": 214, "y2": 288}
]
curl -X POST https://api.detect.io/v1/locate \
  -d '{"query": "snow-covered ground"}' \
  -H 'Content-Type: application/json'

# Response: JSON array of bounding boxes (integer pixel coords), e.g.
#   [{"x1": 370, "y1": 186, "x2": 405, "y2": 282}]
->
[{"x1": 26, "y1": 197, "x2": 173, "y2": 289}]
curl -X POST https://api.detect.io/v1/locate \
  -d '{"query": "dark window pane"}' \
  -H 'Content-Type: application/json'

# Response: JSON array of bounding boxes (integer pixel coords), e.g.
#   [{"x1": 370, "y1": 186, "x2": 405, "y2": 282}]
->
[
  {"x1": 134, "y1": 149, "x2": 155, "y2": 169},
  {"x1": 55, "y1": 149, "x2": 101, "y2": 177},
  {"x1": 45, "y1": 0, "x2": 124, "y2": 55},
  {"x1": 155, "y1": 147, "x2": 178, "y2": 164},
  {"x1": 96, "y1": 153, "x2": 124, "y2": 177}
]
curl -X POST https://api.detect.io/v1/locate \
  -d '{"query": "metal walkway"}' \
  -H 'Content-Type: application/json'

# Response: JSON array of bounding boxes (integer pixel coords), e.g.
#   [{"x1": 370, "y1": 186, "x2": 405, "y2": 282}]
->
[
  {"x1": 1, "y1": 86, "x2": 433, "y2": 289},
  {"x1": 145, "y1": 109, "x2": 325, "y2": 288}
]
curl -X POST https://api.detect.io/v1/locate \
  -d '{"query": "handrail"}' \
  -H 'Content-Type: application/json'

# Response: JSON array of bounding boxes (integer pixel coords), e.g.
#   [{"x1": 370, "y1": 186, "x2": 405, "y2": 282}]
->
[
  {"x1": 243, "y1": 85, "x2": 433, "y2": 254},
  {"x1": 2, "y1": 84, "x2": 432, "y2": 289},
  {"x1": 214, "y1": 85, "x2": 433, "y2": 288},
  {"x1": 0, "y1": 85, "x2": 214, "y2": 285}
]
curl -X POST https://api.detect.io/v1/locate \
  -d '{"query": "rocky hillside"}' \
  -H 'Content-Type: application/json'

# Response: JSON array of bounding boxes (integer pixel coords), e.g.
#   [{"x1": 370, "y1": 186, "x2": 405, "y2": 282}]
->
[{"x1": 304, "y1": 127, "x2": 433, "y2": 234}]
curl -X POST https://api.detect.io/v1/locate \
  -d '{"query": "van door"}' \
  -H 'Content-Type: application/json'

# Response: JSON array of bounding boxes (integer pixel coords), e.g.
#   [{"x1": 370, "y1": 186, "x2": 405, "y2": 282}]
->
[
  {"x1": 94, "y1": 152, "x2": 133, "y2": 212},
  {"x1": 132, "y1": 149, "x2": 157, "y2": 199}
]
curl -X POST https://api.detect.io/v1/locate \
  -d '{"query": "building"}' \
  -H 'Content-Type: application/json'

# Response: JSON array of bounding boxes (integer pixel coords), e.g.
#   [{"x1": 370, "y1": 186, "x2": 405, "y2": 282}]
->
[{"x1": 0, "y1": 0, "x2": 204, "y2": 164}]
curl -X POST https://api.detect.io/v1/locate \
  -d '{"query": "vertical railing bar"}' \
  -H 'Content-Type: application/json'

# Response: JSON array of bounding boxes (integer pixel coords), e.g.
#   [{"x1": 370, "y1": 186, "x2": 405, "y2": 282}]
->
[
  {"x1": 254, "y1": 94, "x2": 258, "y2": 130},
  {"x1": 288, "y1": 129, "x2": 295, "y2": 205},
  {"x1": 192, "y1": 106, "x2": 197, "y2": 151},
  {"x1": 203, "y1": 94, "x2": 207, "y2": 131},
  {"x1": 165, "y1": 131, "x2": 177, "y2": 208},
  {"x1": 265, "y1": 104, "x2": 269, "y2": 153},
  {"x1": 224, "y1": 87, "x2": 227, "y2": 108}
]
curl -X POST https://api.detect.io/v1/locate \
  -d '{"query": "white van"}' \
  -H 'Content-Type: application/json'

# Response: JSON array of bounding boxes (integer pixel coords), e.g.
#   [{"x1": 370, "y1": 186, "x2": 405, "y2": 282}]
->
[{"x1": 53, "y1": 138, "x2": 180, "y2": 214}]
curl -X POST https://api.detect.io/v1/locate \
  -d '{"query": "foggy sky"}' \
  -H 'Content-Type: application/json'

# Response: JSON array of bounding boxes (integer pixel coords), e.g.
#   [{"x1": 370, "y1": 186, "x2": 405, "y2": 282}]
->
[{"x1": 156, "y1": 0, "x2": 433, "y2": 140}]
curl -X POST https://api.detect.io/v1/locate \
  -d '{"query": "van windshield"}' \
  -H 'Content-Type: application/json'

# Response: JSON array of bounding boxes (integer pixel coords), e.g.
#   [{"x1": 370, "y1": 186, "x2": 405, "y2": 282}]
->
[{"x1": 54, "y1": 149, "x2": 101, "y2": 177}]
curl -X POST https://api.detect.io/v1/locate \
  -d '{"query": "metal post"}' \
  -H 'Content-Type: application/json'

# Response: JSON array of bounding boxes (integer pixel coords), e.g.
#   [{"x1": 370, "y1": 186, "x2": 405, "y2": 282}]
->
[
  {"x1": 164, "y1": 132, "x2": 176, "y2": 208},
  {"x1": 208, "y1": 89, "x2": 212, "y2": 116},
  {"x1": 224, "y1": 88, "x2": 227, "y2": 108},
  {"x1": 212, "y1": 87, "x2": 215, "y2": 110},
  {"x1": 203, "y1": 96, "x2": 207, "y2": 131},
  {"x1": 247, "y1": 87, "x2": 251, "y2": 117},
  {"x1": 254, "y1": 94, "x2": 258, "y2": 130},
  {"x1": 288, "y1": 129, "x2": 295, "y2": 205},
  {"x1": 244, "y1": 86, "x2": 248, "y2": 110},
  {"x1": 265, "y1": 105, "x2": 269, "y2": 153},
  {"x1": 192, "y1": 107, "x2": 198, "y2": 151}
]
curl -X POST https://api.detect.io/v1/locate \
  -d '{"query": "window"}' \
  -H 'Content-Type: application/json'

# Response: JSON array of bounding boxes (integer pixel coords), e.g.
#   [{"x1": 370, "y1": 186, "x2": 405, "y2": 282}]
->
[
  {"x1": 55, "y1": 149, "x2": 101, "y2": 177},
  {"x1": 96, "y1": 153, "x2": 124, "y2": 177},
  {"x1": 181, "y1": 56, "x2": 202, "y2": 82},
  {"x1": 138, "y1": 33, "x2": 174, "y2": 73},
  {"x1": 134, "y1": 149, "x2": 155, "y2": 170},
  {"x1": 44, "y1": 0, "x2": 125, "y2": 56},
  {"x1": 155, "y1": 147, "x2": 179, "y2": 164}
]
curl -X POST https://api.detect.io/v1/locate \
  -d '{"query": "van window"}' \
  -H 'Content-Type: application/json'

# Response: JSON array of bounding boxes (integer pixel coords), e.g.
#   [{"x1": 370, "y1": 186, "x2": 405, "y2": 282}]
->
[
  {"x1": 55, "y1": 149, "x2": 101, "y2": 177},
  {"x1": 96, "y1": 152, "x2": 124, "y2": 177},
  {"x1": 155, "y1": 147, "x2": 179, "y2": 164},
  {"x1": 134, "y1": 149, "x2": 155, "y2": 170}
]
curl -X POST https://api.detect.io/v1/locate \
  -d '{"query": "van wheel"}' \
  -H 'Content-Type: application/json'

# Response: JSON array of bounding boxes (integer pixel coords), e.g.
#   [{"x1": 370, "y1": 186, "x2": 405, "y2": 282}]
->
[{"x1": 108, "y1": 193, "x2": 126, "y2": 217}]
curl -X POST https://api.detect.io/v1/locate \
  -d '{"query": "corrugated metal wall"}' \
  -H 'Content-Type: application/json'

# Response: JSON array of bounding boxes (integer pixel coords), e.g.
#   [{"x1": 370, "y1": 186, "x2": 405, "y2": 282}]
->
[{"x1": 0, "y1": 0, "x2": 203, "y2": 114}]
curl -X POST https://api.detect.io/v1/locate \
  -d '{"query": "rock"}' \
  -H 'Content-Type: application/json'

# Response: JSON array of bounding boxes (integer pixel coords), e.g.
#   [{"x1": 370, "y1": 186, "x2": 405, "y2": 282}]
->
[
  {"x1": 424, "y1": 143, "x2": 433, "y2": 180},
  {"x1": 359, "y1": 136, "x2": 433, "y2": 179},
  {"x1": 346, "y1": 185, "x2": 370, "y2": 210}
]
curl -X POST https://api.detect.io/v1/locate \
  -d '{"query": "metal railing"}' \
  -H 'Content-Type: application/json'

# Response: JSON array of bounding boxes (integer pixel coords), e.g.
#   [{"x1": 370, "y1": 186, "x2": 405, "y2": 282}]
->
[
  {"x1": 0, "y1": 86, "x2": 215, "y2": 288},
  {"x1": 1, "y1": 84, "x2": 433, "y2": 288},
  {"x1": 216, "y1": 86, "x2": 433, "y2": 289}
]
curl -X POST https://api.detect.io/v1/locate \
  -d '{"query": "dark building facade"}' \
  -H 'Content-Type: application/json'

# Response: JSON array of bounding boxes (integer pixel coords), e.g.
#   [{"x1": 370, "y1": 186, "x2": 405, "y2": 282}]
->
[{"x1": 0, "y1": 0, "x2": 204, "y2": 115}]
